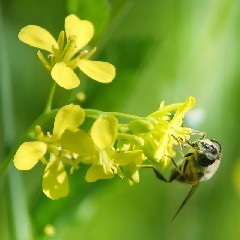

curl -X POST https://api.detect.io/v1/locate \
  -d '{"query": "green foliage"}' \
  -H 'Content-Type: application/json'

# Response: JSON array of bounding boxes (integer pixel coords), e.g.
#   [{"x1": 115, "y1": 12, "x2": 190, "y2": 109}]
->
[{"x1": 1, "y1": 0, "x2": 240, "y2": 240}]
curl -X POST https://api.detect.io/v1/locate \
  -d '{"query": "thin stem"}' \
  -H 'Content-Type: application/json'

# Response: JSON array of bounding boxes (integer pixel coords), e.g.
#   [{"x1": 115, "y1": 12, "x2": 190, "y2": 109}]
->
[
  {"x1": 117, "y1": 133, "x2": 136, "y2": 140},
  {"x1": 84, "y1": 109, "x2": 102, "y2": 118},
  {"x1": 44, "y1": 82, "x2": 56, "y2": 113},
  {"x1": 106, "y1": 111, "x2": 141, "y2": 120},
  {"x1": 84, "y1": 108, "x2": 141, "y2": 120}
]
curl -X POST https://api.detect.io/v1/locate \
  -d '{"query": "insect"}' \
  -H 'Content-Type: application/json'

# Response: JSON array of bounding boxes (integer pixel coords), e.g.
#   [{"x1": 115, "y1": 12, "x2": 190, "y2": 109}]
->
[{"x1": 143, "y1": 137, "x2": 222, "y2": 222}]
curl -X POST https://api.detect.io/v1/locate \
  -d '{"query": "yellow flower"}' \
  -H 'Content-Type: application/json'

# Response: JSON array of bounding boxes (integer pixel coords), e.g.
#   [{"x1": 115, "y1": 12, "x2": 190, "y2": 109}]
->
[
  {"x1": 14, "y1": 104, "x2": 92, "y2": 199},
  {"x1": 154, "y1": 96, "x2": 195, "y2": 166},
  {"x1": 136, "y1": 96, "x2": 195, "y2": 167},
  {"x1": 86, "y1": 115, "x2": 119, "y2": 182},
  {"x1": 85, "y1": 115, "x2": 145, "y2": 183},
  {"x1": 18, "y1": 14, "x2": 116, "y2": 89},
  {"x1": 114, "y1": 150, "x2": 146, "y2": 183}
]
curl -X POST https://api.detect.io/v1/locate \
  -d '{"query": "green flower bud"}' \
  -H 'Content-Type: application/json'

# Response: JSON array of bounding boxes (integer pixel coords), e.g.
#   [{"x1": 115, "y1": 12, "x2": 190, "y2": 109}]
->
[{"x1": 129, "y1": 119, "x2": 154, "y2": 134}]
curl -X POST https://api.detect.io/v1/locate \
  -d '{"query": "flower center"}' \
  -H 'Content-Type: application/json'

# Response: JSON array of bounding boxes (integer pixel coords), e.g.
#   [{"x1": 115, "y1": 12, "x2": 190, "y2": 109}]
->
[{"x1": 61, "y1": 35, "x2": 78, "y2": 63}]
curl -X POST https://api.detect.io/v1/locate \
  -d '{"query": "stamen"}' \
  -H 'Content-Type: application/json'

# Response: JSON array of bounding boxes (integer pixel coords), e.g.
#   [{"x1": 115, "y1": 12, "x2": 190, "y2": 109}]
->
[
  {"x1": 60, "y1": 36, "x2": 77, "y2": 62},
  {"x1": 64, "y1": 153, "x2": 72, "y2": 159},
  {"x1": 40, "y1": 157, "x2": 48, "y2": 165},
  {"x1": 57, "y1": 146, "x2": 62, "y2": 152},
  {"x1": 47, "y1": 54, "x2": 54, "y2": 58},
  {"x1": 78, "y1": 49, "x2": 89, "y2": 58}
]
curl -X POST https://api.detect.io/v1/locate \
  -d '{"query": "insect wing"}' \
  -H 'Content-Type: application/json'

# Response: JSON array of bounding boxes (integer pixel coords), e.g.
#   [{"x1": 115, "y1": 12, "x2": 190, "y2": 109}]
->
[{"x1": 171, "y1": 182, "x2": 200, "y2": 223}]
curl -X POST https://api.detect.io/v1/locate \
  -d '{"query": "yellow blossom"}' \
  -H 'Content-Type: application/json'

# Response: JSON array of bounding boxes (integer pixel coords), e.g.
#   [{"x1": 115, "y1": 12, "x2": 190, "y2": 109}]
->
[
  {"x1": 86, "y1": 115, "x2": 119, "y2": 182},
  {"x1": 153, "y1": 96, "x2": 195, "y2": 166},
  {"x1": 18, "y1": 14, "x2": 116, "y2": 89},
  {"x1": 132, "y1": 97, "x2": 195, "y2": 167},
  {"x1": 85, "y1": 115, "x2": 146, "y2": 183},
  {"x1": 114, "y1": 150, "x2": 146, "y2": 183},
  {"x1": 13, "y1": 96, "x2": 197, "y2": 198},
  {"x1": 13, "y1": 104, "x2": 92, "y2": 199}
]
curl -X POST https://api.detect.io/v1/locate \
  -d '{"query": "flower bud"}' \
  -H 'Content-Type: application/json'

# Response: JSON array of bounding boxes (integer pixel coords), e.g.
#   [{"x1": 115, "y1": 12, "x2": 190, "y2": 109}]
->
[{"x1": 128, "y1": 119, "x2": 154, "y2": 134}]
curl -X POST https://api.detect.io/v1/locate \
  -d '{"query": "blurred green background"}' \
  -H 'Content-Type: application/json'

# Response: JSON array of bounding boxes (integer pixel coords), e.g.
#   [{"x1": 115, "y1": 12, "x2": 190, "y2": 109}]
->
[{"x1": 0, "y1": 0, "x2": 240, "y2": 239}]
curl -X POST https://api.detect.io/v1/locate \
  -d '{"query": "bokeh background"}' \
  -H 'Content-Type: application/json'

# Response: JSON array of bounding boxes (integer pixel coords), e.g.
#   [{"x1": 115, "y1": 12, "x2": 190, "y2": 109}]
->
[{"x1": 0, "y1": 0, "x2": 240, "y2": 239}]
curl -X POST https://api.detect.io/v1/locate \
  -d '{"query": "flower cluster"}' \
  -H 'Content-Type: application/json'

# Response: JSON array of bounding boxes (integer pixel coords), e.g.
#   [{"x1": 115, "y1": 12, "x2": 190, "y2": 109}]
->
[
  {"x1": 18, "y1": 14, "x2": 116, "y2": 89},
  {"x1": 14, "y1": 14, "x2": 197, "y2": 200},
  {"x1": 14, "y1": 97, "x2": 195, "y2": 199}
]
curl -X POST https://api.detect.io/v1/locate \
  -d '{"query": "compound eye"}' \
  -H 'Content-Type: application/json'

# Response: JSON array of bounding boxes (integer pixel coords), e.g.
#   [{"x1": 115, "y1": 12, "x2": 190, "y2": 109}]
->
[
  {"x1": 198, "y1": 153, "x2": 215, "y2": 167},
  {"x1": 208, "y1": 144, "x2": 219, "y2": 155},
  {"x1": 211, "y1": 140, "x2": 221, "y2": 155}
]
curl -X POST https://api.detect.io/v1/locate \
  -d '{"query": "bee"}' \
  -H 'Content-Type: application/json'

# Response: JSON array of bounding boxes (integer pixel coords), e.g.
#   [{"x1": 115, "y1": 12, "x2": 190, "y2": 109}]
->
[{"x1": 143, "y1": 138, "x2": 222, "y2": 222}]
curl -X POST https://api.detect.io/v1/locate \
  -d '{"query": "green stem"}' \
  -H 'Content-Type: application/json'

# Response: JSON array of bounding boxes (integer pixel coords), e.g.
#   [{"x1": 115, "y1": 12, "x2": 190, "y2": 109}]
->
[
  {"x1": 84, "y1": 108, "x2": 141, "y2": 120},
  {"x1": 117, "y1": 133, "x2": 136, "y2": 139},
  {"x1": 83, "y1": 109, "x2": 102, "y2": 118},
  {"x1": 107, "y1": 111, "x2": 141, "y2": 120},
  {"x1": 44, "y1": 82, "x2": 56, "y2": 113}
]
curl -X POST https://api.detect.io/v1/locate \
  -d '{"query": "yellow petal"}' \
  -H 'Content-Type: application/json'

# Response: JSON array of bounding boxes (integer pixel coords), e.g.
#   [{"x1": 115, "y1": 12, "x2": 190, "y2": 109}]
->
[
  {"x1": 123, "y1": 163, "x2": 139, "y2": 183},
  {"x1": 51, "y1": 62, "x2": 80, "y2": 89},
  {"x1": 91, "y1": 116, "x2": 118, "y2": 150},
  {"x1": 114, "y1": 150, "x2": 143, "y2": 166},
  {"x1": 171, "y1": 96, "x2": 196, "y2": 126},
  {"x1": 42, "y1": 157, "x2": 69, "y2": 200},
  {"x1": 149, "y1": 103, "x2": 183, "y2": 118},
  {"x1": 61, "y1": 129, "x2": 96, "y2": 159},
  {"x1": 154, "y1": 131, "x2": 170, "y2": 161},
  {"x1": 77, "y1": 60, "x2": 116, "y2": 83},
  {"x1": 14, "y1": 141, "x2": 47, "y2": 170},
  {"x1": 65, "y1": 14, "x2": 94, "y2": 52},
  {"x1": 85, "y1": 165, "x2": 114, "y2": 182},
  {"x1": 18, "y1": 25, "x2": 57, "y2": 53},
  {"x1": 53, "y1": 104, "x2": 85, "y2": 138}
]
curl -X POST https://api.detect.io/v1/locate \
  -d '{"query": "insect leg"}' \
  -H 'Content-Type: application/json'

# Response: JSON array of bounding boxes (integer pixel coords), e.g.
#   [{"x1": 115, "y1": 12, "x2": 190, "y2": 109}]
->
[
  {"x1": 169, "y1": 168, "x2": 180, "y2": 182},
  {"x1": 181, "y1": 124, "x2": 206, "y2": 139},
  {"x1": 164, "y1": 155, "x2": 182, "y2": 175},
  {"x1": 191, "y1": 129, "x2": 206, "y2": 139},
  {"x1": 171, "y1": 135, "x2": 185, "y2": 157},
  {"x1": 138, "y1": 165, "x2": 169, "y2": 182}
]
